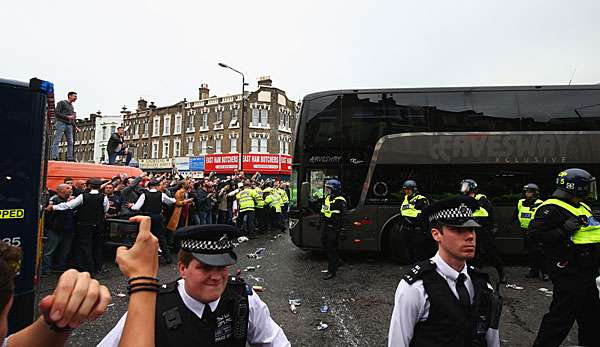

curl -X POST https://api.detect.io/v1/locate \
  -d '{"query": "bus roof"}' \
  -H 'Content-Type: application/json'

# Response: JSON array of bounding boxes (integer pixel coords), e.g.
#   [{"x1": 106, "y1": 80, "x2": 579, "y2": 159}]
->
[
  {"x1": 301, "y1": 84, "x2": 600, "y2": 102},
  {"x1": 371, "y1": 131, "x2": 600, "y2": 165},
  {"x1": 47, "y1": 161, "x2": 143, "y2": 191}
]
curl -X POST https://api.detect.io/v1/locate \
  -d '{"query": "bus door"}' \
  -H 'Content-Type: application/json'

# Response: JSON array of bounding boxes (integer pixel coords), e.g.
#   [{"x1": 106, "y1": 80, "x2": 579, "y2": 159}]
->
[
  {"x1": 0, "y1": 78, "x2": 51, "y2": 332},
  {"x1": 297, "y1": 169, "x2": 338, "y2": 249}
]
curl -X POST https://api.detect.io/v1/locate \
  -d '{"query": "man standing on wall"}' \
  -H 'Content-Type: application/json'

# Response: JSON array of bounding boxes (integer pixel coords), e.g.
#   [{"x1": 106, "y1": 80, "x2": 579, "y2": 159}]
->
[{"x1": 51, "y1": 91, "x2": 79, "y2": 161}]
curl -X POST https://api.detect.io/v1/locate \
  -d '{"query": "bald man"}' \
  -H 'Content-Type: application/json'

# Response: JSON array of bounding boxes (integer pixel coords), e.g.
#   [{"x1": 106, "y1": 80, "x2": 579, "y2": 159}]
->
[{"x1": 43, "y1": 184, "x2": 75, "y2": 274}]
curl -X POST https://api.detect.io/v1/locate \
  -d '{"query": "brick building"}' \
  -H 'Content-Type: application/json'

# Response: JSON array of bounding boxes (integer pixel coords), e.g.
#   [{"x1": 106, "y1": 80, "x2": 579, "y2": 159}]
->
[{"x1": 122, "y1": 76, "x2": 297, "y2": 172}]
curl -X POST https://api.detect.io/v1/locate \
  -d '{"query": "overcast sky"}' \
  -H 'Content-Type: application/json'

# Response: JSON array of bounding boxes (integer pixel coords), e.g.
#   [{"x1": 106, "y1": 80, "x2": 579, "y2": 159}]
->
[{"x1": 2, "y1": 1, "x2": 599, "y2": 118}]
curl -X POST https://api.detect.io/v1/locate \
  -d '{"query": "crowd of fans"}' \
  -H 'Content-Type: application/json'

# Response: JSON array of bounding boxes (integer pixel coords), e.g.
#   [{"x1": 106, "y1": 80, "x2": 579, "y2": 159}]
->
[{"x1": 42, "y1": 170, "x2": 291, "y2": 276}]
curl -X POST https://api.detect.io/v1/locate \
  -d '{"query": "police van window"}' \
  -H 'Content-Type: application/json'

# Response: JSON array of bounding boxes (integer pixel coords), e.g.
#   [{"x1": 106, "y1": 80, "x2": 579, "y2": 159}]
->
[
  {"x1": 365, "y1": 164, "x2": 431, "y2": 205},
  {"x1": 517, "y1": 89, "x2": 600, "y2": 131},
  {"x1": 425, "y1": 92, "x2": 475, "y2": 131},
  {"x1": 303, "y1": 95, "x2": 341, "y2": 154},
  {"x1": 341, "y1": 93, "x2": 428, "y2": 164},
  {"x1": 469, "y1": 91, "x2": 521, "y2": 131}
]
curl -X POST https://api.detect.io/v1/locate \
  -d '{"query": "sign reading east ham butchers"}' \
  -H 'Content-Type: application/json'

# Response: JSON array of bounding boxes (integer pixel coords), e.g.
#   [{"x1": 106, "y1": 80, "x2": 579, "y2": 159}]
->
[
  {"x1": 279, "y1": 154, "x2": 292, "y2": 174},
  {"x1": 242, "y1": 153, "x2": 280, "y2": 174},
  {"x1": 204, "y1": 153, "x2": 240, "y2": 173}
]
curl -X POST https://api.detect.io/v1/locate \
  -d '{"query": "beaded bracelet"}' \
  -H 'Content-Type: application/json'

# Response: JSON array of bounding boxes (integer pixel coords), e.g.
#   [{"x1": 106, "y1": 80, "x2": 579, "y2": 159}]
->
[
  {"x1": 128, "y1": 282, "x2": 160, "y2": 290},
  {"x1": 127, "y1": 276, "x2": 159, "y2": 284},
  {"x1": 128, "y1": 287, "x2": 160, "y2": 295}
]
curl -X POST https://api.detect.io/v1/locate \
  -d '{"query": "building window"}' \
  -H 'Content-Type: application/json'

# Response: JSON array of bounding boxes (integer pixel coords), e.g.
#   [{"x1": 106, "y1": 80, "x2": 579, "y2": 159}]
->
[
  {"x1": 163, "y1": 116, "x2": 171, "y2": 135},
  {"x1": 202, "y1": 113, "x2": 208, "y2": 128},
  {"x1": 251, "y1": 109, "x2": 269, "y2": 127},
  {"x1": 174, "y1": 139, "x2": 181, "y2": 157},
  {"x1": 187, "y1": 138, "x2": 194, "y2": 155},
  {"x1": 230, "y1": 137, "x2": 237, "y2": 153},
  {"x1": 251, "y1": 138, "x2": 258, "y2": 152},
  {"x1": 143, "y1": 144, "x2": 148, "y2": 158},
  {"x1": 102, "y1": 127, "x2": 107, "y2": 141},
  {"x1": 144, "y1": 122, "x2": 149, "y2": 136},
  {"x1": 174, "y1": 114, "x2": 182, "y2": 134},
  {"x1": 152, "y1": 142, "x2": 159, "y2": 158},
  {"x1": 110, "y1": 126, "x2": 116, "y2": 134},
  {"x1": 187, "y1": 115, "x2": 195, "y2": 131},
  {"x1": 215, "y1": 139, "x2": 222, "y2": 153},
  {"x1": 162, "y1": 141, "x2": 170, "y2": 158},
  {"x1": 200, "y1": 140, "x2": 207, "y2": 154},
  {"x1": 216, "y1": 111, "x2": 223, "y2": 123},
  {"x1": 260, "y1": 138, "x2": 268, "y2": 152},
  {"x1": 153, "y1": 117, "x2": 160, "y2": 136},
  {"x1": 229, "y1": 110, "x2": 239, "y2": 128}
]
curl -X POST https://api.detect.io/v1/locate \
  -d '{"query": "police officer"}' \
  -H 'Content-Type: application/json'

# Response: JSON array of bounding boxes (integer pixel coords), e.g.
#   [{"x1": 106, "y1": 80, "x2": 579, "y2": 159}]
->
[
  {"x1": 513, "y1": 183, "x2": 547, "y2": 280},
  {"x1": 236, "y1": 179, "x2": 259, "y2": 238},
  {"x1": 275, "y1": 181, "x2": 290, "y2": 229},
  {"x1": 48, "y1": 178, "x2": 109, "y2": 274},
  {"x1": 264, "y1": 184, "x2": 285, "y2": 233},
  {"x1": 130, "y1": 180, "x2": 190, "y2": 264},
  {"x1": 400, "y1": 180, "x2": 430, "y2": 262},
  {"x1": 529, "y1": 168, "x2": 600, "y2": 347},
  {"x1": 461, "y1": 179, "x2": 506, "y2": 283},
  {"x1": 320, "y1": 179, "x2": 346, "y2": 280},
  {"x1": 98, "y1": 224, "x2": 290, "y2": 346},
  {"x1": 388, "y1": 196, "x2": 501, "y2": 347},
  {"x1": 252, "y1": 180, "x2": 267, "y2": 233}
]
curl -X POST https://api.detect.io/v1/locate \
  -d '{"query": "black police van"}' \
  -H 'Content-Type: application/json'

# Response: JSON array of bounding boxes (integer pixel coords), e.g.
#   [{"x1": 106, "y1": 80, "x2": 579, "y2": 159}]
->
[{"x1": 0, "y1": 77, "x2": 53, "y2": 332}]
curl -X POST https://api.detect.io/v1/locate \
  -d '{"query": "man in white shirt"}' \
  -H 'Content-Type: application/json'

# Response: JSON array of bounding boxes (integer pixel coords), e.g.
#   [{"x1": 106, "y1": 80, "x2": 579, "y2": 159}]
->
[
  {"x1": 388, "y1": 195, "x2": 501, "y2": 347},
  {"x1": 127, "y1": 179, "x2": 191, "y2": 264},
  {"x1": 47, "y1": 178, "x2": 109, "y2": 274},
  {"x1": 98, "y1": 224, "x2": 290, "y2": 347}
]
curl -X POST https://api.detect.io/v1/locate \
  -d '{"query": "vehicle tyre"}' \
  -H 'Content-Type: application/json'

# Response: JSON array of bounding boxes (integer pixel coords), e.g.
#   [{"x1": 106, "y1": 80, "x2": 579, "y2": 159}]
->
[{"x1": 385, "y1": 222, "x2": 411, "y2": 265}]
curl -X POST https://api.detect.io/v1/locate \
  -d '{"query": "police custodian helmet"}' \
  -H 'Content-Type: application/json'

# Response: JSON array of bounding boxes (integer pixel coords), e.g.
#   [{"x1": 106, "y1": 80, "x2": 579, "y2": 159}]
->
[
  {"x1": 555, "y1": 168, "x2": 597, "y2": 200},
  {"x1": 402, "y1": 180, "x2": 418, "y2": 190},
  {"x1": 325, "y1": 179, "x2": 342, "y2": 194},
  {"x1": 460, "y1": 179, "x2": 478, "y2": 194}
]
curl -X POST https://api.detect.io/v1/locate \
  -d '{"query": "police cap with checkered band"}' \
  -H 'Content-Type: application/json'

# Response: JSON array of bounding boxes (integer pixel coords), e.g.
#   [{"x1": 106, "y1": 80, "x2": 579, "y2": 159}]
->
[
  {"x1": 422, "y1": 195, "x2": 482, "y2": 228},
  {"x1": 174, "y1": 224, "x2": 240, "y2": 266}
]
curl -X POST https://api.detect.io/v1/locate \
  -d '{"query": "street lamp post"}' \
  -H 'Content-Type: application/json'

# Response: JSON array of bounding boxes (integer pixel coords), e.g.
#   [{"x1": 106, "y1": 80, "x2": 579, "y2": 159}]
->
[{"x1": 218, "y1": 62, "x2": 248, "y2": 171}]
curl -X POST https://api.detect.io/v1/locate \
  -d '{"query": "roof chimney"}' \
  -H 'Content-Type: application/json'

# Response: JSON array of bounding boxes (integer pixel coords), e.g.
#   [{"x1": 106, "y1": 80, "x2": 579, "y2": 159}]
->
[
  {"x1": 257, "y1": 76, "x2": 272, "y2": 87},
  {"x1": 137, "y1": 98, "x2": 148, "y2": 112},
  {"x1": 149, "y1": 101, "x2": 157, "y2": 110},
  {"x1": 199, "y1": 84, "x2": 209, "y2": 100}
]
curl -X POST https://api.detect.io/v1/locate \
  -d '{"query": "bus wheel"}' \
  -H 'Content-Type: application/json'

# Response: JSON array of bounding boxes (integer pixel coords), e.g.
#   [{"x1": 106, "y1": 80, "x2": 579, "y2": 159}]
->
[{"x1": 385, "y1": 223, "x2": 411, "y2": 265}]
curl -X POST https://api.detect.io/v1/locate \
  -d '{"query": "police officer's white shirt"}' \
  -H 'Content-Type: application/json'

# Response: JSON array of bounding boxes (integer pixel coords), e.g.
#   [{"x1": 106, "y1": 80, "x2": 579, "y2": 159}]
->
[
  {"x1": 98, "y1": 278, "x2": 290, "y2": 347},
  {"x1": 388, "y1": 253, "x2": 500, "y2": 347},
  {"x1": 130, "y1": 188, "x2": 176, "y2": 211},
  {"x1": 52, "y1": 189, "x2": 109, "y2": 213}
]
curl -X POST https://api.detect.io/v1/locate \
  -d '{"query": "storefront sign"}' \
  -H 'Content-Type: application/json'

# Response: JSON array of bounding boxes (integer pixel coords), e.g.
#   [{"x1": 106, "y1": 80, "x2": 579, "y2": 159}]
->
[
  {"x1": 279, "y1": 154, "x2": 292, "y2": 174},
  {"x1": 174, "y1": 157, "x2": 190, "y2": 171},
  {"x1": 189, "y1": 156, "x2": 205, "y2": 171},
  {"x1": 242, "y1": 153, "x2": 280, "y2": 173},
  {"x1": 138, "y1": 158, "x2": 173, "y2": 170},
  {"x1": 205, "y1": 154, "x2": 240, "y2": 172}
]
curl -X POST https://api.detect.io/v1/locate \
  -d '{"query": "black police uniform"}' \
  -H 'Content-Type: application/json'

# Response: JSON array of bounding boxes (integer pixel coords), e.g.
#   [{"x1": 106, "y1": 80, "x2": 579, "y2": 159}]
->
[
  {"x1": 155, "y1": 278, "x2": 249, "y2": 347},
  {"x1": 401, "y1": 193, "x2": 431, "y2": 262},
  {"x1": 320, "y1": 192, "x2": 346, "y2": 277},
  {"x1": 403, "y1": 261, "x2": 496, "y2": 346},
  {"x1": 529, "y1": 196, "x2": 600, "y2": 346},
  {"x1": 74, "y1": 192, "x2": 105, "y2": 274},
  {"x1": 388, "y1": 196, "x2": 502, "y2": 347},
  {"x1": 141, "y1": 190, "x2": 172, "y2": 263}
]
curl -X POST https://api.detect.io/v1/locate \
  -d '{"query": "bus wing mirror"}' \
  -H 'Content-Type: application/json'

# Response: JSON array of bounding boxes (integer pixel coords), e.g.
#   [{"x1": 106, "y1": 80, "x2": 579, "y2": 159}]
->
[{"x1": 300, "y1": 182, "x2": 310, "y2": 209}]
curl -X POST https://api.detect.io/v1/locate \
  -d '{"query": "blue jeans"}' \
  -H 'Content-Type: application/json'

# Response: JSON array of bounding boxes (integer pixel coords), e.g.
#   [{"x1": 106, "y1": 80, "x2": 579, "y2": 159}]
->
[
  {"x1": 51, "y1": 121, "x2": 74, "y2": 160},
  {"x1": 42, "y1": 228, "x2": 74, "y2": 273},
  {"x1": 108, "y1": 149, "x2": 133, "y2": 165},
  {"x1": 196, "y1": 210, "x2": 212, "y2": 225}
]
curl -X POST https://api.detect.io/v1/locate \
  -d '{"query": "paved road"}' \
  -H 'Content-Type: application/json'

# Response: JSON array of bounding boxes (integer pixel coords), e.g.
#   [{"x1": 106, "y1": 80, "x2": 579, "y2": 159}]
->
[{"x1": 38, "y1": 231, "x2": 581, "y2": 346}]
